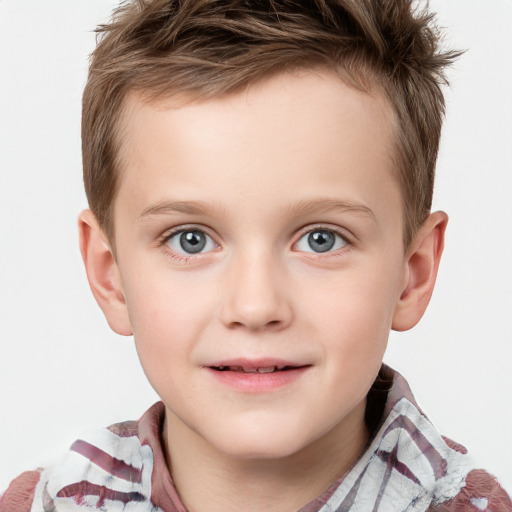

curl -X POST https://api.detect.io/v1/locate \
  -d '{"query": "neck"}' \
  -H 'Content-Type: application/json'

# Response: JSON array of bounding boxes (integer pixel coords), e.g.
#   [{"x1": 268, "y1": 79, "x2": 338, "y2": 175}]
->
[{"x1": 163, "y1": 399, "x2": 369, "y2": 512}]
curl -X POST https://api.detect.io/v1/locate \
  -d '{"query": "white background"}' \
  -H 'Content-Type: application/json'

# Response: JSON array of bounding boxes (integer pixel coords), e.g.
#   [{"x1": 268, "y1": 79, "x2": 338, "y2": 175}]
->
[{"x1": 1, "y1": 0, "x2": 511, "y2": 495}]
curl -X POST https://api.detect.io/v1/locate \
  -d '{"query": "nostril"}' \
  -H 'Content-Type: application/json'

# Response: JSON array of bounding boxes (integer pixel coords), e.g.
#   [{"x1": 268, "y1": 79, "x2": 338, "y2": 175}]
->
[{"x1": 227, "y1": 319, "x2": 282, "y2": 330}]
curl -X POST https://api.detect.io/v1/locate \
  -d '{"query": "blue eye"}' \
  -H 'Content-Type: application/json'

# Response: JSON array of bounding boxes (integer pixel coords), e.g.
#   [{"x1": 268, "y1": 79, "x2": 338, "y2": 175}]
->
[
  {"x1": 296, "y1": 229, "x2": 347, "y2": 253},
  {"x1": 166, "y1": 230, "x2": 216, "y2": 255}
]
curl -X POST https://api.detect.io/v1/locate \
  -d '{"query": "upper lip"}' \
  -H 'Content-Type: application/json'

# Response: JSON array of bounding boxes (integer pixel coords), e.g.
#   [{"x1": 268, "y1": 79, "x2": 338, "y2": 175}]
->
[{"x1": 204, "y1": 358, "x2": 309, "y2": 371}]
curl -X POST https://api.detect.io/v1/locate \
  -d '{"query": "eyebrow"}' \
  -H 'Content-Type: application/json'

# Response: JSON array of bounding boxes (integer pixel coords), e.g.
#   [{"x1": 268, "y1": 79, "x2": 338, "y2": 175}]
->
[
  {"x1": 139, "y1": 198, "x2": 376, "y2": 222},
  {"x1": 139, "y1": 200, "x2": 216, "y2": 220},
  {"x1": 285, "y1": 198, "x2": 376, "y2": 221}
]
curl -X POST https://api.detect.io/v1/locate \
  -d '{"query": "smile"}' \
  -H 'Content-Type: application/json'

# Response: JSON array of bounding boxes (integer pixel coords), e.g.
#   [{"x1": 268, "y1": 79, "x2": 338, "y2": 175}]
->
[
  {"x1": 212, "y1": 365, "x2": 298, "y2": 373},
  {"x1": 205, "y1": 360, "x2": 311, "y2": 392}
]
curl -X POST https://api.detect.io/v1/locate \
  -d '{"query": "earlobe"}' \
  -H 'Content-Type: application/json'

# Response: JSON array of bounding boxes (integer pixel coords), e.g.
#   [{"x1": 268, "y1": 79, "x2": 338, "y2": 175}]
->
[
  {"x1": 392, "y1": 211, "x2": 448, "y2": 332},
  {"x1": 78, "y1": 210, "x2": 133, "y2": 336}
]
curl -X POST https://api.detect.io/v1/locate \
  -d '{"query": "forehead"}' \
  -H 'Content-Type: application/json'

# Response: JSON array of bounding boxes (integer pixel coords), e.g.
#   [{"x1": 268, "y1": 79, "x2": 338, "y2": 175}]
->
[{"x1": 114, "y1": 69, "x2": 400, "y2": 230}]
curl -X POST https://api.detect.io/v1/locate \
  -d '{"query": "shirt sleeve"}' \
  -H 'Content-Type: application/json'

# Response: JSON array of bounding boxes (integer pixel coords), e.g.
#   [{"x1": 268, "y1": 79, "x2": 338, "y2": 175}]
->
[
  {"x1": 0, "y1": 470, "x2": 41, "y2": 512},
  {"x1": 428, "y1": 469, "x2": 512, "y2": 512}
]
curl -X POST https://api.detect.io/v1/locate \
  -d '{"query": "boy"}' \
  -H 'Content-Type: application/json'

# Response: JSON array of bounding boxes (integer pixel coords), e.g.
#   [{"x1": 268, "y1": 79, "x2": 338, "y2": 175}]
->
[{"x1": 1, "y1": 0, "x2": 510, "y2": 510}]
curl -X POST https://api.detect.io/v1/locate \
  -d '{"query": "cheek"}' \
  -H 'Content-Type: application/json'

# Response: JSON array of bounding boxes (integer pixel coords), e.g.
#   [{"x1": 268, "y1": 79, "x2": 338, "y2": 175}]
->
[
  {"x1": 302, "y1": 261, "x2": 402, "y2": 349},
  {"x1": 121, "y1": 267, "x2": 217, "y2": 365},
  {"x1": 123, "y1": 276, "x2": 209, "y2": 402}
]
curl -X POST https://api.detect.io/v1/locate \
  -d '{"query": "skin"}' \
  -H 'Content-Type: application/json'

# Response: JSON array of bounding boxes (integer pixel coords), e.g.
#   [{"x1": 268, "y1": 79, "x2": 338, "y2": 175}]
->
[{"x1": 79, "y1": 69, "x2": 447, "y2": 512}]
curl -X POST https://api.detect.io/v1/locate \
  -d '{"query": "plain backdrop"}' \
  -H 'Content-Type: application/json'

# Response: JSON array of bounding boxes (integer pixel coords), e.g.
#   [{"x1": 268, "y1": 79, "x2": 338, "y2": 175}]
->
[{"x1": 1, "y1": 0, "x2": 511, "y2": 494}]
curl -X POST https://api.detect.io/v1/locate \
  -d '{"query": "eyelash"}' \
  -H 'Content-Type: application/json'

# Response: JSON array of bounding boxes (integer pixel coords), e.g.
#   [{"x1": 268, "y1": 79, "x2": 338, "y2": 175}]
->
[
  {"x1": 293, "y1": 225, "x2": 352, "y2": 257},
  {"x1": 159, "y1": 225, "x2": 218, "y2": 263},
  {"x1": 158, "y1": 224, "x2": 353, "y2": 263}
]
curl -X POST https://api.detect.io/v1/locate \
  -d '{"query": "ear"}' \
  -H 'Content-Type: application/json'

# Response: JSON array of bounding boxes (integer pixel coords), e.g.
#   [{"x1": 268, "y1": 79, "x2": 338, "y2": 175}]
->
[
  {"x1": 78, "y1": 210, "x2": 133, "y2": 336},
  {"x1": 392, "y1": 211, "x2": 448, "y2": 331}
]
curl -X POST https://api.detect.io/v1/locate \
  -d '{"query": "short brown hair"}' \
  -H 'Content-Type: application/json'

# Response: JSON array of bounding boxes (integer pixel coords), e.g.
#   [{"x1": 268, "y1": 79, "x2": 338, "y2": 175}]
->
[{"x1": 82, "y1": 0, "x2": 460, "y2": 247}]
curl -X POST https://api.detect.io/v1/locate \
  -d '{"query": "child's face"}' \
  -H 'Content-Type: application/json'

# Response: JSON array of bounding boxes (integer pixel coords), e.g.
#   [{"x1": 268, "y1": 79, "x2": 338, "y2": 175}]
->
[{"x1": 111, "y1": 70, "x2": 408, "y2": 458}]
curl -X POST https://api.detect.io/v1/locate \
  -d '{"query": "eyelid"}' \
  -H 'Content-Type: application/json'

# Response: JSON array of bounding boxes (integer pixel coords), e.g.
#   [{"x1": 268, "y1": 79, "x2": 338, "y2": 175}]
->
[
  {"x1": 159, "y1": 224, "x2": 220, "y2": 259},
  {"x1": 295, "y1": 224, "x2": 353, "y2": 243},
  {"x1": 292, "y1": 225, "x2": 352, "y2": 254},
  {"x1": 160, "y1": 224, "x2": 216, "y2": 243}
]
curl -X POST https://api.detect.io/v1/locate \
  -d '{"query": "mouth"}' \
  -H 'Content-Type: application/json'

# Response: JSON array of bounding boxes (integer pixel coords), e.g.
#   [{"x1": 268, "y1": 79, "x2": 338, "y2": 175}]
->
[
  {"x1": 211, "y1": 365, "x2": 303, "y2": 374},
  {"x1": 204, "y1": 359, "x2": 311, "y2": 391}
]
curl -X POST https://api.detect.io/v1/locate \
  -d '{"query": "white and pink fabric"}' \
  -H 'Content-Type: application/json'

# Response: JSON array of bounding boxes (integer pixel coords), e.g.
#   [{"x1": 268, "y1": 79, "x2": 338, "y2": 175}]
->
[{"x1": 1, "y1": 366, "x2": 510, "y2": 512}]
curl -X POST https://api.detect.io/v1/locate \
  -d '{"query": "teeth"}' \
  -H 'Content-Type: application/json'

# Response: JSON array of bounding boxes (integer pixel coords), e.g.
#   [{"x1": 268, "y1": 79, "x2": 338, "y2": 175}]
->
[
  {"x1": 257, "y1": 366, "x2": 277, "y2": 373},
  {"x1": 216, "y1": 366, "x2": 279, "y2": 373}
]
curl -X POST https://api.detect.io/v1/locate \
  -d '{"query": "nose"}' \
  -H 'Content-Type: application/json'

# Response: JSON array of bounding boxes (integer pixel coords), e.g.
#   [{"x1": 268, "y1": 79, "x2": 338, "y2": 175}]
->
[{"x1": 219, "y1": 249, "x2": 293, "y2": 332}]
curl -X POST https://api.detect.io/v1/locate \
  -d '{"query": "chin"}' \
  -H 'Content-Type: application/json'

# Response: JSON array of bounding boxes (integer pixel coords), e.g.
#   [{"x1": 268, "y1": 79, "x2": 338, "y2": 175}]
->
[
  {"x1": 210, "y1": 422, "x2": 318, "y2": 461},
  {"x1": 223, "y1": 439, "x2": 304, "y2": 461}
]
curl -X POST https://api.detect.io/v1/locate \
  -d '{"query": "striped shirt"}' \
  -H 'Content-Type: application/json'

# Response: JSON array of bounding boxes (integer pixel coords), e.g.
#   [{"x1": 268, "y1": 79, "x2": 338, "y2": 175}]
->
[{"x1": 1, "y1": 366, "x2": 510, "y2": 511}]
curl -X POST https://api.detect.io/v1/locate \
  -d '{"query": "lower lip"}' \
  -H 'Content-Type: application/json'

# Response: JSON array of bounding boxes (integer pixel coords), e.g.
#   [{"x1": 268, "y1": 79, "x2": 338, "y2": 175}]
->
[{"x1": 206, "y1": 367, "x2": 310, "y2": 392}]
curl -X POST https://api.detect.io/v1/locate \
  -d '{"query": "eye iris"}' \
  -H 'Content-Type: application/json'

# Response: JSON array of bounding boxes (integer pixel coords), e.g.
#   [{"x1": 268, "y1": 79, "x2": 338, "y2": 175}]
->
[
  {"x1": 308, "y1": 230, "x2": 335, "y2": 253},
  {"x1": 180, "y1": 231, "x2": 206, "y2": 253}
]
